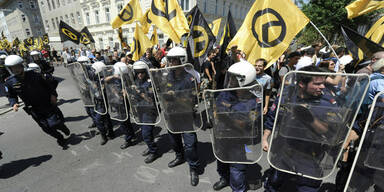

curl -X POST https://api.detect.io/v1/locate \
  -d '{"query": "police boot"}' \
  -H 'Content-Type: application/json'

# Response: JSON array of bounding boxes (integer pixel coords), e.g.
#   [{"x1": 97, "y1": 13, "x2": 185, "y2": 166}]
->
[
  {"x1": 142, "y1": 148, "x2": 150, "y2": 156},
  {"x1": 106, "y1": 130, "x2": 115, "y2": 140},
  {"x1": 213, "y1": 178, "x2": 229, "y2": 191},
  {"x1": 144, "y1": 152, "x2": 161, "y2": 164},
  {"x1": 100, "y1": 133, "x2": 108, "y2": 145},
  {"x1": 57, "y1": 138, "x2": 68, "y2": 150},
  {"x1": 190, "y1": 169, "x2": 199, "y2": 186},
  {"x1": 58, "y1": 124, "x2": 70, "y2": 136},
  {"x1": 88, "y1": 123, "x2": 96, "y2": 129},
  {"x1": 168, "y1": 156, "x2": 185, "y2": 168}
]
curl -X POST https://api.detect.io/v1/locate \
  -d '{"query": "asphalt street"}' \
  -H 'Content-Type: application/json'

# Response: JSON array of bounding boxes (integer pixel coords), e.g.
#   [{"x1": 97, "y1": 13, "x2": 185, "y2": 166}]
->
[{"x1": 0, "y1": 65, "x2": 337, "y2": 192}]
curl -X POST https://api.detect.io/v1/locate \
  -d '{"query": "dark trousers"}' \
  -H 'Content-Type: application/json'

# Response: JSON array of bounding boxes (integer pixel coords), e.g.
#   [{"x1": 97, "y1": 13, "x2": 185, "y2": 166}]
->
[
  {"x1": 141, "y1": 125, "x2": 158, "y2": 154},
  {"x1": 85, "y1": 106, "x2": 97, "y2": 125},
  {"x1": 168, "y1": 131, "x2": 200, "y2": 170},
  {"x1": 264, "y1": 168, "x2": 321, "y2": 192},
  {"x1": 119, "y1": 120, "x2": 135, "y2": 141},
  {"x1": 31, "y1": 107, "x2": 66, "y2": 141},
  {"x1": 217, "y1": 161, "x2": 247, "y2": 192}
]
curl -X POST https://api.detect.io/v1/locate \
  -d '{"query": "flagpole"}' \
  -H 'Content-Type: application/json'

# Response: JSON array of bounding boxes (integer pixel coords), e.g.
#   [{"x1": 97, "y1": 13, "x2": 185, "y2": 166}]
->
[{"x1": 309, "y1": 21, "x2": 340, "y2": 61}]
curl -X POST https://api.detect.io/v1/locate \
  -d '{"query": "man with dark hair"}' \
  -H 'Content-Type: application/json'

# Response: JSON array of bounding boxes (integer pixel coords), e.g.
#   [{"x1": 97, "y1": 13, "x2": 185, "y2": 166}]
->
[
  {"x1": 202, "y1": 50, "x2": 217, "y2": 89},
  {"x1": 94, "y1": 52, "x2": 105, "y2": 63},
  {"x1": 278, "y1": 52, "x2": 300, "y2": 84},
  {"x1": 254, "y1": 58, "x2": 272, "y2": 114},
  {"x1": 357, "y1": 51, "x2": 384, "y2": 75}
]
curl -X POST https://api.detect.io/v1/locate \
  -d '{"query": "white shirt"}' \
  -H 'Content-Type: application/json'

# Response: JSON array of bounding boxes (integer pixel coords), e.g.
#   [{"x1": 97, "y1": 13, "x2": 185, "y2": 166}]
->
[{"x1": 295, "y1": 56, "x2": 313, "y2": 71}]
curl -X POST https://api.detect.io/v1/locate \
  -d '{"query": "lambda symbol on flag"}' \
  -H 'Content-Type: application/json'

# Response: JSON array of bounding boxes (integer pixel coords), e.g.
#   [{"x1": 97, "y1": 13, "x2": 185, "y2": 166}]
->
[
  {"x1": 62, "y1": 28, "x2": 78, "y2": 41},
  {"x1": 252, "y1": 8, "x2": 287, "y2": 48},
  {"x1": 118, "y1": 4, "x2": 134, "y2": 22},
  {"x1": 192, "y1": 25, "x2": 209, "y2": 58}
]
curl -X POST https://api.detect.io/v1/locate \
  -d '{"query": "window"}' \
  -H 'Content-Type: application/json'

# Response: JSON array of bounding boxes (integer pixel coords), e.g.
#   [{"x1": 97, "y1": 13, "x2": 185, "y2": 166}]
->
[
  {"x1": 85, "y1": 12, "x2": 90, "y2": 25},
  {"x1": 99, "y1": 38, "x2": 104, "y2": 49},
  {"x1": 215, "y1": 0, "x2": 218, "y2": 15},
  {"x1": 45, "y1": 20, "x2": 50, "y2": 31},
  {"x1": 117, "y1": 3, "x2": 123, "y2": 11},
  {"x1": 51, "y1": 0, "x2": 55, "y2": 9},
  {"x1": 108, "y1": 37, "x2": 113, "y2": 48},
  {"x1": 18, "y1": 1, "x2": 23, "y2": 8},
  {"x1": 55, "y1": 17, "x2": 59, "y2": 28},
  {"x1": 105, "y1": 7, "x2": 110, "y2": 22},
  {"x1": 76, "y1": 12, "x2": 82, "y2": 24},
  {"x1": 68, "y1": 0, "x2": 71, "y2": 3},
  {"x1": 51, "y1": 18, "x2": 56, "y2": 29},
  {"x1": 180, "y1": 0, "x2": 189, "y2": 11},
  {"x1": 30, "y1": 1, "x2": 36, "y2": 9},
  {"x1": 26, "y1": 29, "x2": 30, "y2": 36},
  {"x1": 56, "y1": 0, "x2": 60, "y2": 7},
  {"x1": 34, "y1": 14, "x2": 39, "y2": 22},
  {"x1": 203, "y1": 0, "x2": 207, "y2": 13},
  {"x1": 222, "y1": 1, "x2": 226, "y2": 16},
  {"x1": 70, "y1": 13, "x2": 75, "y2": 24},
  {"x1": 65, "y1": 14, "x2": 69, "y2": 23},
  {"x1": 95, "y1": 10, "x2": 100, "y2": 24},
  {"x1": 62, "y1": 0, "x2": 65, "y2": 6},
  {"x1": 46, "y1": 0, "x2": 51, "y2": 11},
  {"x1": 21, "y1": 14, "x2": 26, "y2": 22},
  {"x1": 60, "y1": 16, "x2": 63, "y2": 22}
]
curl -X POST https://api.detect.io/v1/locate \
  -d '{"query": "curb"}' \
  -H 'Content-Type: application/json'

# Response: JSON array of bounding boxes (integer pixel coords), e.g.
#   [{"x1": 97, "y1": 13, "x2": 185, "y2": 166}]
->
[{"x1": 0, "y1": 103, "x2": 24, "y2": 115}]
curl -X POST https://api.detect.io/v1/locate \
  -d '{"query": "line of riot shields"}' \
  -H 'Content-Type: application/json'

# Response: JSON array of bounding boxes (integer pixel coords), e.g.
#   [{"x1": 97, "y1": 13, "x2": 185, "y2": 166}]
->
[{"x1": 67, "y1": 61, "x2": 383, "y2": 191}]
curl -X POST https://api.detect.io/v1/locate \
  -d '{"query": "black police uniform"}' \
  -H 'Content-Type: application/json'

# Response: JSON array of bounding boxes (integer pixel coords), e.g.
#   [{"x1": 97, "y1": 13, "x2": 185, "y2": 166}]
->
[{"x1": 5, "y1": 70, "x2": 70, "y2": 147}]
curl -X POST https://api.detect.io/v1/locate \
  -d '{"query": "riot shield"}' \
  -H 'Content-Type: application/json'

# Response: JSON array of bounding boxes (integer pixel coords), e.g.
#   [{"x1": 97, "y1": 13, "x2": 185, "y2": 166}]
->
[
  {"x1": 267, "y1": 71, "x2": 370, "y2": 180},
  {"x1": 344, "y1": 92, "x2": 384, "y2": 192},
  {"x1": 149, "y1": 64, "x2": 202, "y2": 133},
  {"x1": 122, "y1": 65, "x2": 160, "y2": 125},
  {"x1": 84, "y1": 64, "x2": 108, "y2": 115},
  {"x1": 203, "y1": 84, "x2": 263, "y2": 164},
  {"x1": 102, "y1": 66, "x2": 129, "y2": 121},
  {"x1": 67, "y1": 62, "x2": 94, "y2": 107}
]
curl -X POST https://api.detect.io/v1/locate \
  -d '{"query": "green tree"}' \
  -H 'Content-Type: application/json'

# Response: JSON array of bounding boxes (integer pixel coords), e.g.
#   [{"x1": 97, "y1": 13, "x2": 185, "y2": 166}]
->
[{"x1": 296, "y1": 0, "x2": 375, "y2": 46}]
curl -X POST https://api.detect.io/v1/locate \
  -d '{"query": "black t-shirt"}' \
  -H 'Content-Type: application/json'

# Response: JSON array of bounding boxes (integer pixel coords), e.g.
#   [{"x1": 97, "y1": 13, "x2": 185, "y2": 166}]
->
[{"x1": 203, "y1": 60, "x2": 214, "y2": 78}]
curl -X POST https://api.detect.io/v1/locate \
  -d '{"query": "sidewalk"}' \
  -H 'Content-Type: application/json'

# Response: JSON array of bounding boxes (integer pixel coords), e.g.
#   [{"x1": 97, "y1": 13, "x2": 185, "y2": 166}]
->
[{"x1": 0, "y1": 96, "x2": 12, "y2": 115}]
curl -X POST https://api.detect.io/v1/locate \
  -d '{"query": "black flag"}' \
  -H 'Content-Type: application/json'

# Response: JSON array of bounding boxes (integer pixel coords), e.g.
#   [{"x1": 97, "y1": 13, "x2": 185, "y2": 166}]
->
[
  {"x1": 80, "y1": 27, "x2": 95, "y2": 45},
  {"x1": 42, "y1": 34, "x2": 49, "y2": 45},
  {"x1": 59, "y1": 21, "x2": 81, "y2": 44},
  {"x1": 186, "y1": 6, "x2": 216, "y2": 72},
  {"x1": 219, "y1": 10, "x2": 237, "y2": 58},
  {"x1": 341, "y1": 25, "x2": 384, "y2": 65},
  {"x1": 24, "y1": 37, "x2": 34, "y2": 47}
]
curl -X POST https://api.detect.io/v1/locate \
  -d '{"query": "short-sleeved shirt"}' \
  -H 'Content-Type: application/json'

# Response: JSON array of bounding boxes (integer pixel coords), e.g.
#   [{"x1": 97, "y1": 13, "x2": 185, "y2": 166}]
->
[
  {"x1": 278, "y1": 65, "x2": 293, "y2": 78},
  {"x1": 255, "y1": 73, "x2": 272, "y2": 100},
  {"x1": 202, "y1": 60, "x2": 214, "y2": 78}
]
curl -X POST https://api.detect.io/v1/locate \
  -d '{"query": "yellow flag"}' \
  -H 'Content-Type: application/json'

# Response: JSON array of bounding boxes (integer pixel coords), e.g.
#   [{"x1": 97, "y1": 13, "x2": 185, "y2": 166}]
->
[
  {"x1": 150, "y1": 26, "x2": 159, "y2": 46},
  {"x1": 140, "y1": 10, "x2": 152, "y2": 34},
  {"x1": 132, "y1": 23, "x2": 152, "y2": 61},
  {"x1": 148, "y1": 0, "x2": 188, "y2": 43},
  {"x1": 111, "y1": 0, "x2": 143, "y2": 29},
  {"x1": 228, "y1": 0, "x2": 309, "y2": 68},
  {"x1": 355, "y1": 16, "x2": 384, "y2": 61},
  {"x1": 209, "y1": 18, "x2": 222, "y2": 37},
  {"x1": 346, "y1": 0, "x2": 384, "y2": 19}
]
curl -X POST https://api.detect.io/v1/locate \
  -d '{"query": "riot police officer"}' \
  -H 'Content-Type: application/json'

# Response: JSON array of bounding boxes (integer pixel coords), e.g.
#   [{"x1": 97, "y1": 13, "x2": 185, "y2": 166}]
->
[
  {"x1": 162, "y1": 47, "x2": 201, "y2": 186},
  {"x1": 0, "y1": 54, "x2": 10, "y2": 96},
  {"x1": 131, "y1": 61, "x2": 160, "y2": 163},
  {"x1": 211, "y1": 60, "x2": 260, "y2": 191},
  {"x1": 4, "y1": 55, "x2": 70, "y2": 149},
  {"x1": 30, "y1": 50, "x2": 54, "y2": 75}
]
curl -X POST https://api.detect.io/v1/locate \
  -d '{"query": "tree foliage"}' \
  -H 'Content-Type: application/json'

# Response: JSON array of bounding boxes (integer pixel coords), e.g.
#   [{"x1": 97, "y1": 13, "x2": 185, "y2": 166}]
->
[{"x1": 296, "y1": 0, "x2": 375, "y2": 46}]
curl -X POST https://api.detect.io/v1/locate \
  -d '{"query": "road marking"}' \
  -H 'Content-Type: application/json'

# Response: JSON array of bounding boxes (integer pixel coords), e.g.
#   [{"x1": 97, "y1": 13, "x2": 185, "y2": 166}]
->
[
  {"x1": 161, "y1": 168, "x2": 174, "y2": 174},
  {"x1": 70, "y1": 150, "x2": 78, "y2": 156},
  {"x1": 134, "y1": 166, "x2": 159, "y2": 184},
  {"x1": 199, "y1": 176, "x2": 212, "y2": 184},
  {"x1": 84, "y1": 145, "x2": 92, "y2": 151},
  {"x1": 78, "y1": 160, "x2": 102, "y2": 175}
]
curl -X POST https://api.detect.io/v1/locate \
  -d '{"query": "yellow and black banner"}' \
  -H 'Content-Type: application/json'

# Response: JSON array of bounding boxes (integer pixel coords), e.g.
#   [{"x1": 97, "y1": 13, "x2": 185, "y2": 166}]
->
[
  {"x1": 150, "y1": 26, "x2": 159, "y2": 46},
  {"x1": 228, "y1": 0, "x2": 309, "y2": 68},
  {"x1": 24, "y1": 37, "x2": 34, "y2": 47},
  {"x1": 42, "y1": 34, "x2": 49, "y2": 45},
  {"x1": 59, "y1": 21, "x2": 81, "y2": 44},
  {"x1": 341, "y1": 26, "x2": 384, "y2": 63},
  {"x1": 140, "y1": 10, "x2": 152, "y2": 34},
  {"x1": 186, "y1": 6, "x2": 216, "y2": 71},
  {"x1": 80, "y1": 27, "x2": 95, "y2": 45},
  {"x1": 148, "y1": 0, "x2": 189, "y2": 43},
  {"x1": 12, "y1": 37, "x2": 20, "y2": 48},
  {"x1": 219, "y1": 10, "x2": 237, "y2": 58},
  {"x1": 132, "y1": 23, "x2": 152, "y2": 61},
  {"x1": 111, "y1": 0, "x2": 143, "y2": 29},
  {"x1": 209, "y1": 18, "x2": 222, "y2": 37},
  {"x1": 346, "y1": 0, "x2": 384, "y2": 19}
]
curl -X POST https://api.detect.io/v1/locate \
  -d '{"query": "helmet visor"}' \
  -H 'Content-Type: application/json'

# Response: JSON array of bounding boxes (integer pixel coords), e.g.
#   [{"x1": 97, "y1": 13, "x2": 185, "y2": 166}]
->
[{"x1": 224, "y1": 71, "x2": 245, "y2": 88}]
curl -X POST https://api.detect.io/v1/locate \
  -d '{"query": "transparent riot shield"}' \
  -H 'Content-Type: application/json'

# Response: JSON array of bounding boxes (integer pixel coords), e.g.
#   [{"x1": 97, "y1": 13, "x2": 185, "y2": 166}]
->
[
  {"x1": 267, "y1": 71, "x2": 370, "y2": 180},
  {"x1": 203, "y1": 84, "x2": 263, "y2": 164},
  {"x1": 149, "y1": 64, "x2": 203, "y2": 133},
  {"x1": 84, "y1": 64, "x2": 108, "y2": 115},
  {"x1": 67, "y1": 62, "x2": 94, "y2": 107},
  {"x1": 122, "y1": 66, "x2": 160, "y2": 125},
  {"x1": 344, "y1": 91, "x2": 384, "y2": 192},
  {"x1": 102, "y1": 66, "x2": 129, "y2": 121}
]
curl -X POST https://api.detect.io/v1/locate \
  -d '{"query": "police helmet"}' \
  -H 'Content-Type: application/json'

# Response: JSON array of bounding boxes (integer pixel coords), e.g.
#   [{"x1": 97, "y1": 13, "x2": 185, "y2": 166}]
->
[
  {"x1": 226, "y1": 60, "x2": 256, "y2": 87},
  {"x1": 113, "y1": 62, "x2": 128, "y2": 75},
  {"x1": 28, "y1": 63, "x2": 41, "y2": 73},
  {"x1": 30, "y1": 50, "x2": 40, "y2": 56},
  {"x1": 4, "y1": 55, "x2": 24, "y2": 67},
  {"x1": 133, "y1": 61, "x2": 147, "y2": 70},
  {"x1": 91, "y1": 61, "x2": 106, "y2": 74},
  {"x1": 0, "y1": 54, "x2": 7, "y2": 60},
  {"x1": 166, "y1": 47, "x2": 187, "y2": 65},
  {"x1": 77, "y1": 56, "x2": 90, "y2": 63}
]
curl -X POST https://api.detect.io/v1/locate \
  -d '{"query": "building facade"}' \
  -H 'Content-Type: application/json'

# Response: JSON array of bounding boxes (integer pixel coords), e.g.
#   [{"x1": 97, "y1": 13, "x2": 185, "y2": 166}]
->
[
  {"x1": 0, "y1": 11, "x2": 11, "y2": 40},
  {"x1": 0, "y1": 0, "x2": 45, "y2": 41},
  {"x1": 80, "y1": 0, "x2": 254, "y2": 50},
  {"x1": 37, "y1": 0, "x2": 85, "y2": 50}
]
